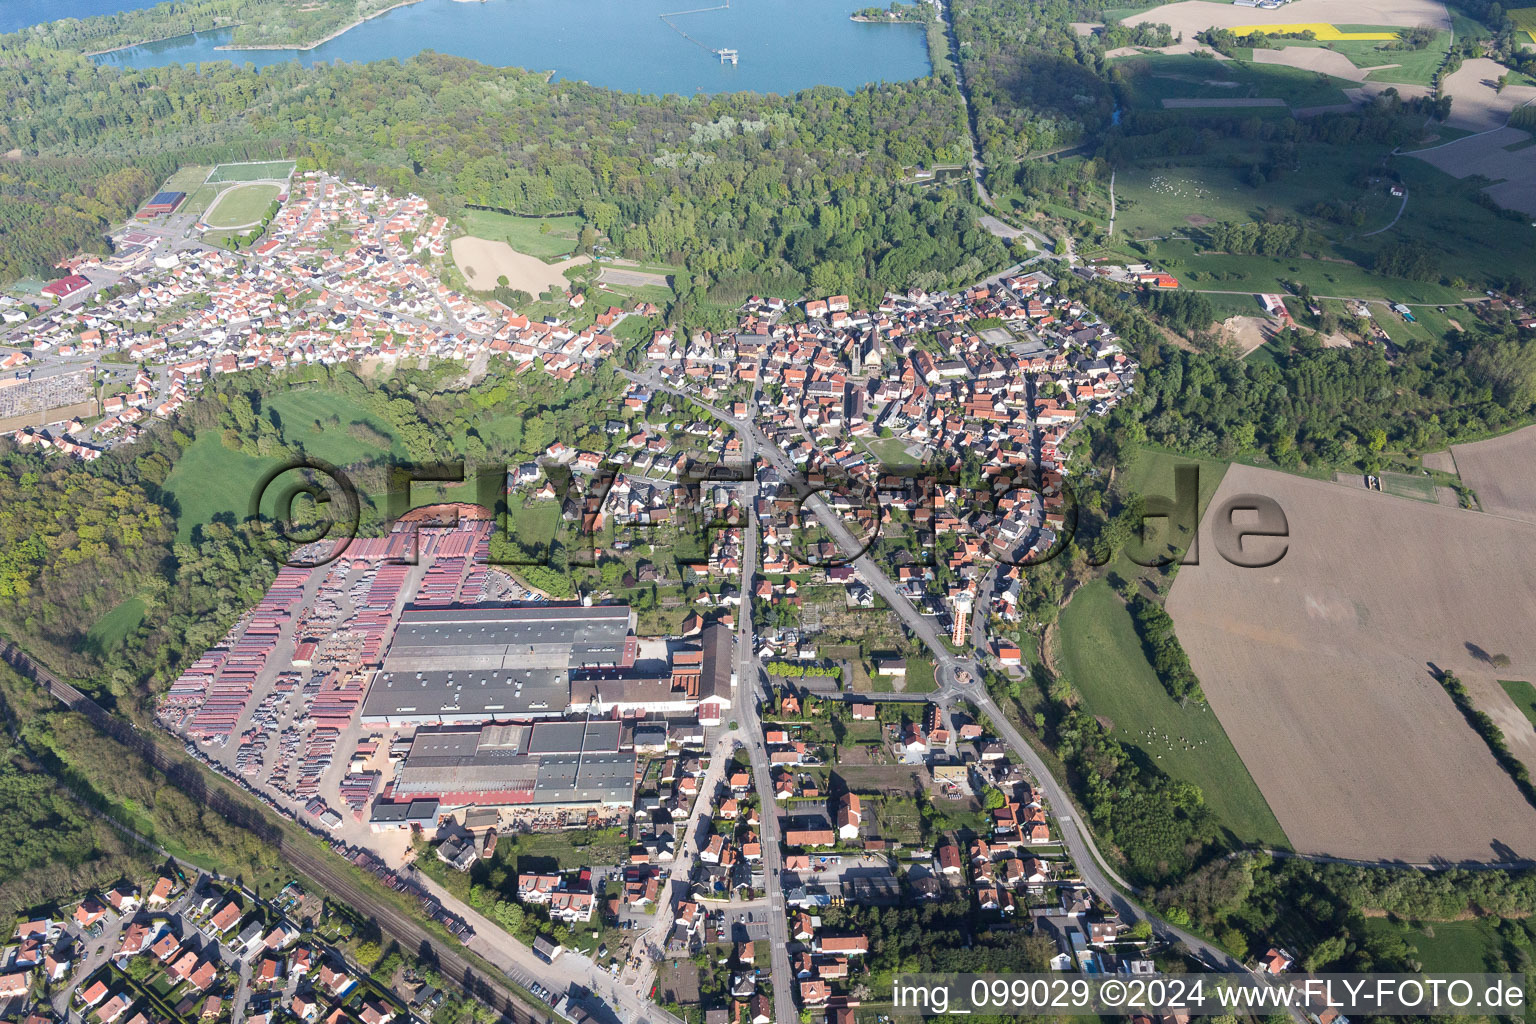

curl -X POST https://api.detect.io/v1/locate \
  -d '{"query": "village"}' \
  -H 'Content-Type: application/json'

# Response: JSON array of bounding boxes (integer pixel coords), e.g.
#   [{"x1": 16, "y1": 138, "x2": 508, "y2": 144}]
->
[
  {"x1": 0, "y1": 869, "x2": 465, "y2": 1024},
  {"x1": 0, "y1": 173, "x2": 1335, "y2": 1024}
]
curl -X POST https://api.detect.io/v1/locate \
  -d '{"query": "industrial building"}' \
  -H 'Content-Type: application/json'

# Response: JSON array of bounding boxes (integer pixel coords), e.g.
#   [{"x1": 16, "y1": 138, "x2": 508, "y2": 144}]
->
[
  {"x1": 569, "y1": 621, "x2": 733, "y2": 725},
  {"x1": 359, "y1": 603, "x2": 732, "y2": 727},
  {"x1": 360, "y1": 603, "x2": 636, "y2": 726},
  {"x1": 390, "y1": 720, "x2": 636, "y2": 809}
]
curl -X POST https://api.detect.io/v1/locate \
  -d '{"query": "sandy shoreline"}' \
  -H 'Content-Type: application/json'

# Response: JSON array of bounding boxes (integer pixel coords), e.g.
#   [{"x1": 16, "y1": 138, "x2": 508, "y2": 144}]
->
[
  {"x1": 213, "y1": 0, "x2": 425, "y2": 52},
  {"x1": 85, "y1": 0, "x2": 424, "y2": 57}
]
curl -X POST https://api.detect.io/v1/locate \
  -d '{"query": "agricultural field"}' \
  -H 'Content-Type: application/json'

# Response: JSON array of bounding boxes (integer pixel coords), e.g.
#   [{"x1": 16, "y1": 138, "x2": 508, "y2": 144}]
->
[
  {"x1": 451, "y1": 235, "x2": 589, "y2": 293},
  {"x1": 1514, "y1": 6, "x2": 1536, "y2": 43},
  {"x1": 261, "y1": 388, "x2": 403, "y2": 465},
  {"x1": 206, "y1": 160, "x2": 296, "y2": 183},
  {"x1": 1449, "y1": 424, "x2": 1536, "y2": 525},
  {"x1": 1113, "y1": 53, "x2": 1355, "y2": 112},
  {"x1": 1244, "y1": 29, "x2": 1451, "y2": 88},
  {"x1": 1123, "y1": 0, "x2": 1451, "y2": 36},
  {"x1": 458, "y1": 209, "x2": 584, "y2": 259},
  {"x1": 162, "y1": 433, "x2": 280, "y2": 542},
  {"x1": 1057, "y1": 581, "x2": 1289, "y2": 848},
  {"x1": 204, "y1": 183, "x2": 283, "y2": 229},
  {"x1": 1114, "y1": 133, "x2": 1534, "y2": 298},
  {"x1": 1165, "y1": 462, "x2": 1536, "y2": 861},
  {"x1": 162, "y1": 390, "x2": 402, "y2": 540},
  {"x1": 1499, "y1": 679, "x2": 1536, "y2": 733},
  {"x1": 1107, "y1": 446, "x2": 1231, "y2": 584}
]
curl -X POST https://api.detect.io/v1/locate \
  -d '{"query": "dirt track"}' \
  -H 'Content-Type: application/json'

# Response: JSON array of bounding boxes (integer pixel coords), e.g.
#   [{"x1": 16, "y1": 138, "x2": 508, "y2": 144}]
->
[{"x1": 1166, "y1": 463, "x2": 1536, "y2": 863}]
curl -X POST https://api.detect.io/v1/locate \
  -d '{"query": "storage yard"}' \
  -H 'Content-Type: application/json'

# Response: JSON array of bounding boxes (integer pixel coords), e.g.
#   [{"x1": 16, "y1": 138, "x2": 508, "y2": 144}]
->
[{"x1": 157, "y1": 511, "x2": 732, "y2": 866}]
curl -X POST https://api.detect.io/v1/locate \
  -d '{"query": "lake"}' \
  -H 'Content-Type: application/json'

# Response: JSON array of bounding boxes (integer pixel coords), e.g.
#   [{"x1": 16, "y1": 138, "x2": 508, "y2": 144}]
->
[
  {"x1": 91, "y1": 0, "x2": 931, "y2": 95},
  {"x1": 3, "y1": 0, "x2": 166, "y2": 33}
]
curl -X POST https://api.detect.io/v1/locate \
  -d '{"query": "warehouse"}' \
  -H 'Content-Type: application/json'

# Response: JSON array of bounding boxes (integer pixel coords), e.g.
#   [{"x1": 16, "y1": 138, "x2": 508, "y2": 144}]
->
[
  {"x1": 383, "y1": 603, "x2": 636, "y2": 672},
  {"x1": 391, "y1": 720, "x2": 635, "y2": 809},
  {"x1": 360, "y1": 603, "x2": 637, "y2": 727}
]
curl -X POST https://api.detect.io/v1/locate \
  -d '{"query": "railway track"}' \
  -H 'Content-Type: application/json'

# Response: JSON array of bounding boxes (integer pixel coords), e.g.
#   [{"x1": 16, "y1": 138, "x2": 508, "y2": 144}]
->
[{"x1": 0, "y1": 639, "x2": 547, "y2": 1024}]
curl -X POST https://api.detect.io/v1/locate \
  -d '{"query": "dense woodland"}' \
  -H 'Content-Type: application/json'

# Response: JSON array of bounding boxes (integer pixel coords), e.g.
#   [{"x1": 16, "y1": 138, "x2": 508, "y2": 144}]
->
[
  {"x1": 0, "y1": 46, "x2": 1001, "y2": 302},
  {"x1": 0, "y1": 0, "x2": 413, "y2": 54},
  {"x1": 1159, "y1": 853, "x2": 1536, "y2": 976}
]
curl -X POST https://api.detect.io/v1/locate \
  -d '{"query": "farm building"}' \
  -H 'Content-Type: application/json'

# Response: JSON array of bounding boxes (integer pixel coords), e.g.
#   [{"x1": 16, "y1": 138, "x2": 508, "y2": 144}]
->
[
  {"x1": 41, "y1": 274, "x2": 92, "y2": 303},
  {"x1": 138, "y1": 191, "x2": 187, "y2": 217}
]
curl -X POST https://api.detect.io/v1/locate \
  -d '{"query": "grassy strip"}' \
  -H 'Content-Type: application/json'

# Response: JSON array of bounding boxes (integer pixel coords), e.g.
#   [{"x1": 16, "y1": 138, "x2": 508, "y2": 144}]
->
[{"x1": 1439, "y1": 670, "x2": 1536, "y2": 810}]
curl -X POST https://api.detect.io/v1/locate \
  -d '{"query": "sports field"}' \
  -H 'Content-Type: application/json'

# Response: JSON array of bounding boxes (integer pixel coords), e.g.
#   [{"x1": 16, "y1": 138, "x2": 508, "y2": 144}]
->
[
  {"x1": 207, "y1": 160, "x2": 296, "y2": 183},
  {"x1": 203, "y1": 183, "x2": 283, "y2": 229}
]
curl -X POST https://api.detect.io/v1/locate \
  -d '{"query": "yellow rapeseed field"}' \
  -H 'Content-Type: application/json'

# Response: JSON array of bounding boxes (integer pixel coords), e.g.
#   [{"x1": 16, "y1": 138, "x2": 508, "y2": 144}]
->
[
  {"x1": 1508, "y1": 6, "x2": 1536, "y2": 43},
  {"x1": 1230, "y1": 22, "x2": 1398, "y2": 39}
]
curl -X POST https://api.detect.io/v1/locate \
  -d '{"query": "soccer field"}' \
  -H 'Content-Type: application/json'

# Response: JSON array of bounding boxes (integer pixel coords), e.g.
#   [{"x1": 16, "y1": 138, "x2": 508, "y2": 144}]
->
[
  {"x1": 203, "y1": 183, "x2": 283, "y2": 229},
  {"x1": 206, "y1": 160, "x2": 296, "y2": 184}
]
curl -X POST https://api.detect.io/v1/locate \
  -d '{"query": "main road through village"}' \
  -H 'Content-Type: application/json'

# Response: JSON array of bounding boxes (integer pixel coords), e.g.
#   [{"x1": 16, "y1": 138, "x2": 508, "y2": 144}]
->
[
  {"x1": 0, "y1": 341, "x2": 1293, "y2": 1024},
  {"x1": 624, "y1": 370, "x2": 1287, "y2": 986}
]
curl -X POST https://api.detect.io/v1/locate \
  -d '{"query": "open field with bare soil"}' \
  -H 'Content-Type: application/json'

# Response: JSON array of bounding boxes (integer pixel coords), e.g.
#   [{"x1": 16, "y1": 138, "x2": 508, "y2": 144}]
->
[
  {"x1": 1439, "y1": 58, "x2": 1536, "y2": 131},
  {"x1": 1410, "y1": 126, "x2": 1536, "y2": 216},
  {"x1": 449, "y1": 235, "x2": 589, "y2": 293},
  {"x1": 1124, "y1": 0, "x2": 1450, "y2": 35},
  {"x1": 1166, "y1": 463, "x2": 1536, "y2": 863},
  {"x1": 1450, "y1": 424, "x2": 1536, "y2": 525}
]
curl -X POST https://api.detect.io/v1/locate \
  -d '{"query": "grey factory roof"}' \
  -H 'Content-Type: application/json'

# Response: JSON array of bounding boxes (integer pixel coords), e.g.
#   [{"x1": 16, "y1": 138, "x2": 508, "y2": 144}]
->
[
  {"x1": 360, "y1": 666, "x2": 571, "y2": 721},
  {"x1": 384, "y1": 604, "x2": 634, "y2": 672},
  {"x1": 367, "y1": 798, "x2": 440, "y2": 825},
  {"x1": 391, "y1": 604, "x2": 631, "y2": 648},
  {"x1": 699, "y1": 621, "x2": 731, "y2": 701},
  {"x1": 393, "y1": 723, "x2": 635, "y2": 806}
]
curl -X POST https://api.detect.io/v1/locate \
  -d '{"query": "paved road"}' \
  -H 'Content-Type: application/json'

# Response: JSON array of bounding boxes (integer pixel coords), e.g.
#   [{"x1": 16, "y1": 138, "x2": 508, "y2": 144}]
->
[
  {"x1": 622, "y1": 375, "x2": 1279, "y2": 982},
  {"x1": 733, "y1": 498, "x2": 798, "y2": 1024}
]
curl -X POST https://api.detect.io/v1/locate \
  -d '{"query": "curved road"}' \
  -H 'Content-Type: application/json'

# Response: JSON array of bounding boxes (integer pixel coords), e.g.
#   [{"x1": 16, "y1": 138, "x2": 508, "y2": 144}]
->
[{"x1": 624, "y1": 373, "x2": 1282, "y2": 981}]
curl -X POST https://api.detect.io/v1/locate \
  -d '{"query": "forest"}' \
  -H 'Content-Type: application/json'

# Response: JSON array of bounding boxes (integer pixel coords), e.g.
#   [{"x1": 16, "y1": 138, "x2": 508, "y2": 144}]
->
[
  {"x1": 1060, "y1": 275, "x2": 1536, "y2": 473},
  {"x1": 1158, "y1": 852, "x2": 1536, "y2": 976},
  {"x1": 0, "y1": 45, "x2": 1002, "y2": 303},
  {"x1": 1, "y1": 0, "x2": 414, "y2": 54}
]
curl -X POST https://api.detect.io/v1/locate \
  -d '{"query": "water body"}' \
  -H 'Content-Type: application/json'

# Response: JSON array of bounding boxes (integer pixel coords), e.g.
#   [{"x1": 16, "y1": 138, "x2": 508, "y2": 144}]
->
[
  {"x1": 92, "y1": 0, "x2": 931, "y2": 95},
  {"x1": 3, "y1": 0, "x2": 167, "y2": 33}
]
